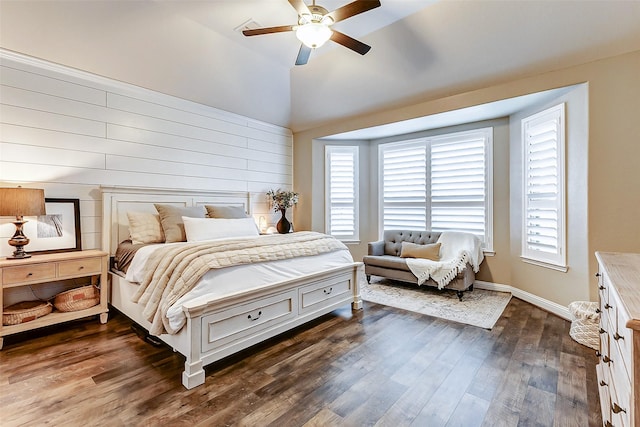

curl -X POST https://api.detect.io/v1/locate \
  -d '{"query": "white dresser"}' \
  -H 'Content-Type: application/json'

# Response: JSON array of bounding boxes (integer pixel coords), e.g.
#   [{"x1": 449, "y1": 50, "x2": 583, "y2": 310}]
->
[{"x1": 595, "y1": 252, "x2": 640, "y2": 427}]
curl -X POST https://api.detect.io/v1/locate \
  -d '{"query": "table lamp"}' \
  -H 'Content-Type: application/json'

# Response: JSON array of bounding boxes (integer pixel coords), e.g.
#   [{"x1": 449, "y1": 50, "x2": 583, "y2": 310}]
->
[{"x1": 0, "y1": 187, "x2": 46, "y2": 259}]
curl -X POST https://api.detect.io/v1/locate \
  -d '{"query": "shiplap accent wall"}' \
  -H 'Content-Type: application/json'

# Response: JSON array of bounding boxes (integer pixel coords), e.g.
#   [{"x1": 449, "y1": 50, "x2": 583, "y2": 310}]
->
[{"x1": 0, "y1": 50, "x2": 293, "y2": 257}]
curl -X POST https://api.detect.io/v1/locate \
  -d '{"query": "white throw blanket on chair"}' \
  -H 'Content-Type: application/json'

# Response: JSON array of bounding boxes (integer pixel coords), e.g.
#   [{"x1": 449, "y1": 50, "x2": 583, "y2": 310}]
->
[{"x1": 405, "y1": 231, "x2": 484, "y2": 289}]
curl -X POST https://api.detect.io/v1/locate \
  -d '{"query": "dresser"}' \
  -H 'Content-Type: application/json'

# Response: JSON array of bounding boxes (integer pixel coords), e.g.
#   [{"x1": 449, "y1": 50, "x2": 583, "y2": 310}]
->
[
  {"x1": 595, "y1": 252, "x2": 640, "y2": 427},
  {"x1": 0, "y1": 250, "x2": 109, "y2": 349}
]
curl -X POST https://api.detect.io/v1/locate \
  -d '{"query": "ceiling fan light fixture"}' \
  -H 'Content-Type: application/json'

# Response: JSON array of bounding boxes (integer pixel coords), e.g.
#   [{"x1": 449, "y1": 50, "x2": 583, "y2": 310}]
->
[{"x1": 296, "y1": 22, "x2": 332, "y2": 49}]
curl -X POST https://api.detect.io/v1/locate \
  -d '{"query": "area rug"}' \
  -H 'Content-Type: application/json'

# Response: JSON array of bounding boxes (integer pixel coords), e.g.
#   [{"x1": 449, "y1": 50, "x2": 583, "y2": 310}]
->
[{"x1": 361, "y1": 279, "x2": 512, "y2": 329}]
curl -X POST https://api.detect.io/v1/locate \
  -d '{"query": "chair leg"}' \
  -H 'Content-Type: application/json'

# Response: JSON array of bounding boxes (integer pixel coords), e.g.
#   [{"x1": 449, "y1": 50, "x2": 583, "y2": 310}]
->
[
  {"x1": 456, "y1": 290, "x2": 464, "y2": 301},
  {"x1": 366, "y1": 275, "x2": 371, "y2": 284}
]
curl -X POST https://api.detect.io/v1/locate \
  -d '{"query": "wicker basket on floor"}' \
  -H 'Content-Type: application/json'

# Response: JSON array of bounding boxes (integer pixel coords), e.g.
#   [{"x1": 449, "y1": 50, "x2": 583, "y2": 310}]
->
[
  {"x1": 53, "y1": 285, "x2": 99, "y2": 312},
  {"x1": 3, "y1": 301, "x2": 53, "y2": 325}
]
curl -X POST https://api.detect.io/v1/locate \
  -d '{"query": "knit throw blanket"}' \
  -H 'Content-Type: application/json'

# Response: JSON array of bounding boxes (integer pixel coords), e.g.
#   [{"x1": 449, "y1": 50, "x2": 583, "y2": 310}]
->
[
  {"x1": 405, "y1": 231, "x2": 484, "y2": 289},
  {"x1": 132, "y1": 231, "x2": 347, "y2": 335}
]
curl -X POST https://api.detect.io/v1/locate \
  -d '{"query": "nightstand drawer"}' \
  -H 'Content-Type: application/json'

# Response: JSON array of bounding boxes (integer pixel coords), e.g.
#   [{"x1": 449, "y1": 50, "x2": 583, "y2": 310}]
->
[
  {"x1": 58, "y1": 257, "x2": 103, "y2": 278},
  {"x1": 2, "y1": 263, "x2": 56, "y2": 285}
]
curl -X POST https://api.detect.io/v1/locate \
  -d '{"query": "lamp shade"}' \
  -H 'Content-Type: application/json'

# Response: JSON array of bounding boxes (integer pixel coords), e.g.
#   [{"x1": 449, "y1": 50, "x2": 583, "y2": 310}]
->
[{"x1": 0, "y1": 187, "x2": 46, "y2": 217}]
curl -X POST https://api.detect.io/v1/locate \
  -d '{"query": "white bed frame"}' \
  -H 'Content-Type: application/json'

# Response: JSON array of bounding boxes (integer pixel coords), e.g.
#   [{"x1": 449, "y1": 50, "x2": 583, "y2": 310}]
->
[{"x1": 101, "y1": 186, "x2": 363, "y2": 389}]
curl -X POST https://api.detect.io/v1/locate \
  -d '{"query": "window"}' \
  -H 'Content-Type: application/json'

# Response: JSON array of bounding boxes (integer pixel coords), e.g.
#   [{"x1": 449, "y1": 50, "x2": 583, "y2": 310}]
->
[
  {"x1": 325, "y1": 145, "x2": 359, "y2": 241},
  {"x1": 521, "y1": 104, "x2": 566, "y2": 270},
  {"x1": 379, "y1": 128, "x2": 493, "y2": 251},
  {"x1": 380, "y1": 140, "x2": 427, "y2": 229}
]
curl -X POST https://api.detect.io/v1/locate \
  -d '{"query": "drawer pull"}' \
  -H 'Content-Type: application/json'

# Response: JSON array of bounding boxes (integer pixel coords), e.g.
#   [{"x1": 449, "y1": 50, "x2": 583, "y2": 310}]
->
[
  {"x1": 79, "y1": 266, "x2": 84, "y2": 270},
  {"x1": 612, "y1": 403, "x2": 626, "y2": 414},
  {"x1": 27, "y1": 272, "x2": 33, "y2": 277},
  {"x1": 599, "y1": 380, "x2": 608, "y2": 387},
  {"x1": 596, "y1": 308, "x2": 602, "y2": 314},
  {"x1": 602, "y1": 355, "x2": 611, "y2": 364},
  {"x1": 247, "y1": 311, "x2": 262, "y2": 321},
  {"x1": 323, "y1": 287, "x2": 333, "y2": 295},
  {"x1": 599, "y1": 328, "x2": 606, "y2": 334},
  {"x1": 595, "y1": 350, "x2": 602, "y2": 358},
  {"x1": 595, "y1": 273, "x2": 601, "y2": 277},
  {"x1": 613, "y1": 332, "x2": 624, "y2": 341},
  {"x1": 605, "y1": 421, "x2": 613, "y2": 427},
  {"x1": 604, "y1": 303, "x2": 612, "y2": 310},
  {"x1": 599, "y1": 285, "x2": 605, "y2": 290}
]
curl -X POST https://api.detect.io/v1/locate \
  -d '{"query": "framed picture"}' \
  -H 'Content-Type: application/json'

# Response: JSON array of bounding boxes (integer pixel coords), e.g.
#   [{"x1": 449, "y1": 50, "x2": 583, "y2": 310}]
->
[{"x1": 26, "y1": 198, "x2": 82, "y2": 254}]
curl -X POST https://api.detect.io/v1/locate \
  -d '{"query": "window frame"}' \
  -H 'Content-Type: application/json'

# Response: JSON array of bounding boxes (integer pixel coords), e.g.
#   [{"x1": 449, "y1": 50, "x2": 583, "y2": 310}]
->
[
  {"x1": 521, "y1": 103, "x2": 567, "y2": 271},
  {"x1": 378, "y1": 127, "x2": 494, "y2": 252},
  {"x1": 325, "y1": 145, "x2": 360, "y2": 242}
]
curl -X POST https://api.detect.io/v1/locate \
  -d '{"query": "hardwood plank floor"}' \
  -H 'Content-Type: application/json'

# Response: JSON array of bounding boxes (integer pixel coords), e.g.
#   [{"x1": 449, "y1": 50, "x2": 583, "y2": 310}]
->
[{"x1": 0, "y1": 297, "x2": 601, "y2": 426}]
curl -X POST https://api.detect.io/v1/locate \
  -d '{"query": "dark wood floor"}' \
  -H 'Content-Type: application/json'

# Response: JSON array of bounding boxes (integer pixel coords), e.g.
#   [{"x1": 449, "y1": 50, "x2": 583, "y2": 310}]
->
[{"x1": 0, "y1": 297, "x2": 601, "y2": 427}]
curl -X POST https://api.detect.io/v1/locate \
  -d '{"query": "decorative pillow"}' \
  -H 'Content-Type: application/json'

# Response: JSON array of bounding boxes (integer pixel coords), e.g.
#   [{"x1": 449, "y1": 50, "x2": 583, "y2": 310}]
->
[
  {"x1": 126, "y1": 212, "x2": 164, "y2": 244},
  {"x1": 205, "y1": 205, "x2": 248, "y2": 219},
  {"x1": 400, "y1": 242, "x2": 441, "y2": 261},
  {"x1": 182, "y1": 217, "x2": 259, "y2": 242},
  {"x1": 154, "y1": 204, "x2": 206, "y2": 243}
]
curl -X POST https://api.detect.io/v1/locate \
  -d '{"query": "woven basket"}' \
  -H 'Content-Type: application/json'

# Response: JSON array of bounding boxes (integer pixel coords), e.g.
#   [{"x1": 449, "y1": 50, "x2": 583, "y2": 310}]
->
[
  {"x1": 54, "y1": 285, "x2": 99, "y2": 312},
  {"x1": 3, "y1": 301, "x2": 53, "y2": 325}
]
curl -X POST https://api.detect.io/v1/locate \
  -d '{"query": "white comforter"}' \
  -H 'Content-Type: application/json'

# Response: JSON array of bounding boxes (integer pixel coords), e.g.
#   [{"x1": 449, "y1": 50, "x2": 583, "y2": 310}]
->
[{"x1": 125, "y1": 236, "x2": 355, "y2": 332}]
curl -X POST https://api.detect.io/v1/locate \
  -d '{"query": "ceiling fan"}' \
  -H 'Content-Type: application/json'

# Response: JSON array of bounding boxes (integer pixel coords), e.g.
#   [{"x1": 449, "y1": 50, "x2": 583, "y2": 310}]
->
[{"x1": 242, "y1": 0, "x2": 382, "y2": 66}]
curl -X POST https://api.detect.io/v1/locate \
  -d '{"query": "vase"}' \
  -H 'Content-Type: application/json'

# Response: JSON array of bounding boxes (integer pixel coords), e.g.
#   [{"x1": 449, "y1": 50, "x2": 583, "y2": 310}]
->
[{"x1": 276, "y1": 208, "x2": 291, "y2": 234}]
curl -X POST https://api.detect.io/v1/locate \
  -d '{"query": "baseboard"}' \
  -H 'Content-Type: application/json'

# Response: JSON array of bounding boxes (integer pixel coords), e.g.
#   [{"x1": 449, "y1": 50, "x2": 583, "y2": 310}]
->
[{"x1": 474, "y1": 280, "x2": 571, "y2": 321}]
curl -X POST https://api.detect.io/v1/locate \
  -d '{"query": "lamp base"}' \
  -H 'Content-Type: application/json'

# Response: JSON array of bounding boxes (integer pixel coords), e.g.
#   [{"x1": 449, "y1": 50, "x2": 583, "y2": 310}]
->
[
  {"x1": 6, "y1": 217, "x2": 32, "y2": 260},
  {"x1": 7, "y1": 246, "x2": 31, "y2": 259}
]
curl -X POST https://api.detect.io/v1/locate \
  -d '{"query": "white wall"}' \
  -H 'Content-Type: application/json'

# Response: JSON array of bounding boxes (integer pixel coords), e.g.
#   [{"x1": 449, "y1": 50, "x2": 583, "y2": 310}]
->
[{"x1": 0, "y1": 50, "x2": 293, "y2": 257}]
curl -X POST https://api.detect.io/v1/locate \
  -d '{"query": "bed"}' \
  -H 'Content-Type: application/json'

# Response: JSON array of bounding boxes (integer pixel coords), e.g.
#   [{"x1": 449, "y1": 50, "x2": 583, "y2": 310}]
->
[{"x1": 101, "y1": 186, "x2": 363, "y2": 389}]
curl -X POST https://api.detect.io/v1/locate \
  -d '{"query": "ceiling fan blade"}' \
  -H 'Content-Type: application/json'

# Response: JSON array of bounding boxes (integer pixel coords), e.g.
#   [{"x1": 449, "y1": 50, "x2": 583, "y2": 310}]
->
[
  {"x1": 242, "y1": 25, "x2": 295, "y2": 36},
  {"x1": 295, "y1": 44, "x2": 312, "y2": 66},
  {"x1": 330, "y1": 31, "x2": 371, "y2": 55},
  {"x1": 288, "y1": 0, "x2": 311, "y2": 17},
  {"x1": 326, "y1": 0, "x2": 381, "y2": 23}
]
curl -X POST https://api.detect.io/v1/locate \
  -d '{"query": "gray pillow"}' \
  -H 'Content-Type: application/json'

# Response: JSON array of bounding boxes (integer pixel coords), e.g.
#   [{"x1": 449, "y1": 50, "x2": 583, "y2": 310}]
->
[
  {"x1": 205, "y1": 205, "x2": 248, "y2": 219},
  {"x1": 154, "y1": 204, "x2": 205, "y2": 242}
]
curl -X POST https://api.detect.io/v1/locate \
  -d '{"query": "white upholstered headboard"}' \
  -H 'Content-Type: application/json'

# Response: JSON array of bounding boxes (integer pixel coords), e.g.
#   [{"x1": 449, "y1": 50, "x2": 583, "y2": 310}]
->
[{"x1": 101, "y1": 186, "x2": 251, "y2": 256}]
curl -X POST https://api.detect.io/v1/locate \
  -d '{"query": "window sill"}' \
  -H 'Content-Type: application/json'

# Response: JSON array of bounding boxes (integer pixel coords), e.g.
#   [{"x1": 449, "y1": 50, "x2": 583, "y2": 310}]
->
[{"x1": 520, "y1": 256, "x2": 568, "y2": 272}]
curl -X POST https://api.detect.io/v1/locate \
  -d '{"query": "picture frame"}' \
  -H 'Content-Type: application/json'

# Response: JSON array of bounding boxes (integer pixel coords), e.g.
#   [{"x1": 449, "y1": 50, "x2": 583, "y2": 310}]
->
[{"x1": 25, "y1": 198, "x2": 82, "y2": 254}]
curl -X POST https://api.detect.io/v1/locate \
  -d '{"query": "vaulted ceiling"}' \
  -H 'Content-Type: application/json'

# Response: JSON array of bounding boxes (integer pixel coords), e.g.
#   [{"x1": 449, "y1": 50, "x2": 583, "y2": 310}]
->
[{"x1": 1, "y1": 1, "x2": 639, "y2": 133}]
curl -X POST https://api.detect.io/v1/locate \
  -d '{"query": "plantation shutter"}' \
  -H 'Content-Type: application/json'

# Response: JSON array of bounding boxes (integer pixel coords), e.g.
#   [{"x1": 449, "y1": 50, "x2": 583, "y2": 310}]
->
[
  {"x1": 325, "y1": 146, "x2": 359, "y2": 240},
  {"x1": 430, "y1": 132, "x2": 488, "y2": 241},
  {"x1": 380, "y1": 141, "x2": 427, "y2": 230},
  {"x1": 522, "y1": 104, "x2": 566, "y2": 268}
]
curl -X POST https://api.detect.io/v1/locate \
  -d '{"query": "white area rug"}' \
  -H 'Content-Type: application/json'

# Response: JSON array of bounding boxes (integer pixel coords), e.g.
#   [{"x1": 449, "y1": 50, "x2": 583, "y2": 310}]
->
[{"x1": 361, "y1": 279, "x2": 512, "y2": 329}]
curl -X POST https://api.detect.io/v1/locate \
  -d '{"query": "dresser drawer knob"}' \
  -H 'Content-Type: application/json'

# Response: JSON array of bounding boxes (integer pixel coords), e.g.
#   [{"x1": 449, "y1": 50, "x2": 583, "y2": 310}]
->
[
  {"x1": 602, "y1": 355, "x2": 611, "y2": 364},
  {"x1": 27, "y1": 272, "x2": 33, "y2": 277},
  {"x1": 612, "y1": 403, "x2": 627, "y2": 414},
  {"x1": 599, "y1": 380, "x2": 608, "y2": 387},
  {"x1": 599, "y1": 328, "x2": 606, "y2": 334},
  {"x1": 79, "y1": 266, "x2": 84, "y2": 270},
  {"x1": 599, "y1": 285, "x2": 605, "y2": 290},
  {"x1": 247, "y1": 311, "x2": 262, "y2": 321},
  {"x1": 595, "y1": 273, "x2": 601, "y2": 277},
  {"x1": 614, "y1": 332, "x2": 624, "y2": 341},
  {"x1": 323, "y1": 287, "x2": 333, "y2": 295},
  {"x1": 604, "y1": 303, "x2": 612, "y2": 310},
  {"x1": 596, "y1": 308, "x2": 602, "y2": 314},
  {"x1": 605, "y1": 421, "x2": 614, "y2": 427},
  {"x1": 595, "y1": 350, "x2": 602, "y2": 358}
]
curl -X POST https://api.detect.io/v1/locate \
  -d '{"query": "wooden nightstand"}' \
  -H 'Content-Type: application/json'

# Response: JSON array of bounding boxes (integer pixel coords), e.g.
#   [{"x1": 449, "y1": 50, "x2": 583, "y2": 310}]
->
[{"x1": 0, "y1": 249, "x2": 109, "y2": 349}]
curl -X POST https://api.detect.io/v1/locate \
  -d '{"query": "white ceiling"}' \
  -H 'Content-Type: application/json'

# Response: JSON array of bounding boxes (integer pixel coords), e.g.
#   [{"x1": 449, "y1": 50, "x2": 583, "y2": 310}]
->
[
  {"x1": 1, "y1": 1, "x2": 640, "y2": 133},
  {"x1": 157, "y1": 0, "x2": 436, "y2": 69}
]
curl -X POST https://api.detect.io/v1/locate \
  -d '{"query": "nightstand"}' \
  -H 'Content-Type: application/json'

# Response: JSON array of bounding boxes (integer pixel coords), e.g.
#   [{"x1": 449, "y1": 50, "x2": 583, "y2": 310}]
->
[{"x1": 0, "y1": 249, "x2": 109, "y2": 349}]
